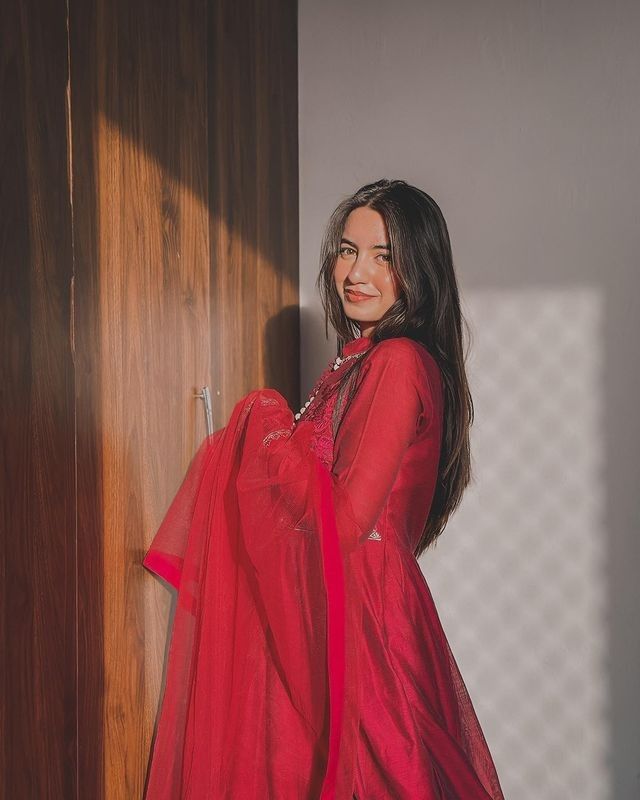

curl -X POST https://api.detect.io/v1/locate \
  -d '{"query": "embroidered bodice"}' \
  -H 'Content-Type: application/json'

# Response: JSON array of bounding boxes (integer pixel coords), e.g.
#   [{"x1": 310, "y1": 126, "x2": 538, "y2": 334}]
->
[{"x1": 297, "y1": 335, "x2": 374, "y2": 468}]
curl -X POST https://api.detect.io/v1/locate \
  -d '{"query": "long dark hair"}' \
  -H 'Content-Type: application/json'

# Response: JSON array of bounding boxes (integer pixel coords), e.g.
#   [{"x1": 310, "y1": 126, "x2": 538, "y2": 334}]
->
[{"x1": 316, "y1": 178, "x2": 474, "y2": 559}]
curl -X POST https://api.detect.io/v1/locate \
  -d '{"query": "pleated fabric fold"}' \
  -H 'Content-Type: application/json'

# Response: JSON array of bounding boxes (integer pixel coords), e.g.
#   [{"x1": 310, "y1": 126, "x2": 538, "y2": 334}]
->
[{"x1": 143, "y1": 389, "x2": 360, "y2": 799}]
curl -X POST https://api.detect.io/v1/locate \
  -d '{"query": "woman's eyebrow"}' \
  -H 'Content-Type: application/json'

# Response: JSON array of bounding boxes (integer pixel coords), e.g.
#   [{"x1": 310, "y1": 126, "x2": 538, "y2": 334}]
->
[{"x1": 340, "y1": 237, "x2": 390, "y2": 250}]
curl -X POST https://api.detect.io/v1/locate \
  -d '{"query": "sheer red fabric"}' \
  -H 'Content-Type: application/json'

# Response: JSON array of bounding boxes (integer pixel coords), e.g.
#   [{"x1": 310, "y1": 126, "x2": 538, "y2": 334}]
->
[{"x1": 143, "y1": 336, "x2": 505, "y2": 799}]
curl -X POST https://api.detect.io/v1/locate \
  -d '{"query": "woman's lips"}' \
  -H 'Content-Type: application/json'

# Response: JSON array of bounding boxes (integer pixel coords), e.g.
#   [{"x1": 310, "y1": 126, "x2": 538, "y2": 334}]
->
[{"x1": 345, "y1": 289, "x2": 376, "y2": 302}]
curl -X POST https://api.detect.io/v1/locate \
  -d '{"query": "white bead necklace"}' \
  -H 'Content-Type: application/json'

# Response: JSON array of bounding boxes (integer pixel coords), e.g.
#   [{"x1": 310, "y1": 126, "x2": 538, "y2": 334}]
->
[{"x1": 294, "y1": 350, "x2": 366, "y2": 422}]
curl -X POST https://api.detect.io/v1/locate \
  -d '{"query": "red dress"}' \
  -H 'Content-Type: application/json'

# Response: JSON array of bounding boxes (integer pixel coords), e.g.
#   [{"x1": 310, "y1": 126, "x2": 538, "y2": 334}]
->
[{"x1": 143, "y1": 334, "x2": 505, "y2": 799}]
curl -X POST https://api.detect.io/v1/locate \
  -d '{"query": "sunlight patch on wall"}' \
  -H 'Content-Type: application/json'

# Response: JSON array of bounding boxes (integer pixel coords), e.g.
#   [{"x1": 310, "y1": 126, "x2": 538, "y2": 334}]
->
[{"x1": 421, "y1": 287, "x2": 610, "y2": 800}]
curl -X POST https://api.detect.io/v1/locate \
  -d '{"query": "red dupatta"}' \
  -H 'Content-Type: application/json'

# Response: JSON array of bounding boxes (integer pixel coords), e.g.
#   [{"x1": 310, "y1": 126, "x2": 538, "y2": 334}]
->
[{"x1": 142, "y1": 388, "x2": 362, "y2": 799}]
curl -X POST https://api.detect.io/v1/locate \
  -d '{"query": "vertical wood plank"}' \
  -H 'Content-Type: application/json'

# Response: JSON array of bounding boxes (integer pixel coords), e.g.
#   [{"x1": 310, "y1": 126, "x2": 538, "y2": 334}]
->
[
  {"x1": 208, "y1": 0, "x2": 300, "y2": 426},
  {"x1": 70, "y1": 0, "x2": 211, "y2": 796},
  {"x1": 0, "y1": 0, "x2": 77, "y2": 797},
  {"x1": 67, "y1": 4, "x2": 105, "y2": 796}
]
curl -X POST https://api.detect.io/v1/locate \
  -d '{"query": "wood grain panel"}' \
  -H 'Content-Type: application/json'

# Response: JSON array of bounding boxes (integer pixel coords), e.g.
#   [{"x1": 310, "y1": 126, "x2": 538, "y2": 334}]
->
[
  {"x1": 208, "y1": 0, "x2": 300, "y2": 425},
  {"x1": 0, "y1": 0, "x2": 77, "y2": 797},
  {"x1": 69, "y1": 0, "x2": 211, "y2": 796}
]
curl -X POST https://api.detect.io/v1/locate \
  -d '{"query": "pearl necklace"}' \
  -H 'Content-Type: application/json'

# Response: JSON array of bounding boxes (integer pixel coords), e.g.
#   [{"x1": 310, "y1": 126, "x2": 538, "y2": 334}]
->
[{"x1": 294, "y1": 350, "x2": 366, "y2": 421}]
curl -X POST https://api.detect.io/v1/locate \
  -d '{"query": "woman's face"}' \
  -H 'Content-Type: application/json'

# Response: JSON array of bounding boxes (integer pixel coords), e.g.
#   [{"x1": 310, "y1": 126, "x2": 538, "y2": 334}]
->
[{"x1": 333, "y1": 206, "x2": 399, "y2": 338}]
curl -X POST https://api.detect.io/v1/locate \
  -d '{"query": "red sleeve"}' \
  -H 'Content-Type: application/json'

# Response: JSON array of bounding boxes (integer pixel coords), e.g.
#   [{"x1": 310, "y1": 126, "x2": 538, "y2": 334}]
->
[{"x1": 330, "y1": 340, "x2": 427, "y2": 548}]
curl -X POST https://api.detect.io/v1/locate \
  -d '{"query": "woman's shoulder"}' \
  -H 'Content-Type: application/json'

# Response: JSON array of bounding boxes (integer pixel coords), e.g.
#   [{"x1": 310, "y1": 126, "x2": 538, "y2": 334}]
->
[
  {"x1": 366, "y1": 337, "x2": 443, "y2": 413},
  {"x1": 369, "y1": 336, "x2": 440, "y2": 379}
]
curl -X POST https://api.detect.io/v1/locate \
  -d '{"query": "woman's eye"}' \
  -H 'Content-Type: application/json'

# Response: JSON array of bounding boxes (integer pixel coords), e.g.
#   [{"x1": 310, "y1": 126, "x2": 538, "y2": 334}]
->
[{"x1": 338, "y1": 246, "x2": 390, "y2": 263}]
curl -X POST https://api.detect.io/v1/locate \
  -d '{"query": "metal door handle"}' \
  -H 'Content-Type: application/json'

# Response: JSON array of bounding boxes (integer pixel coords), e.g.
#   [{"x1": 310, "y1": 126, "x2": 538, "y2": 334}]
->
[{"x1": 194, "y1": 386, "x2": 213, "y2": 436}]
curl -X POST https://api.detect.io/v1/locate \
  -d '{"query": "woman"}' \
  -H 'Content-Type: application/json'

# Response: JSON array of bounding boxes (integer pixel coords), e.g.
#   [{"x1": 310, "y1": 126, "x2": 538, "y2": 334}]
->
[{"x1": 143, "y1": 179, "x2": 505, "y2": 799}]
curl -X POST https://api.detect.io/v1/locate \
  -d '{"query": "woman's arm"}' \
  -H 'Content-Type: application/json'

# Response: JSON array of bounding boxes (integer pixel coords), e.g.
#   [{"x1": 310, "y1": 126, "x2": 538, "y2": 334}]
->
[{"x1": 331, "y1": 340, "x2": 428, "y2": 548}]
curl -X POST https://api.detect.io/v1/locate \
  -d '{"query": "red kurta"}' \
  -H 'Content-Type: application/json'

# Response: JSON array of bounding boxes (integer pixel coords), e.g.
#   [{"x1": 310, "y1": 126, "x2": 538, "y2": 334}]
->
[{"x1": 143, "y1": 335, "x2": 505, "y2": 799}]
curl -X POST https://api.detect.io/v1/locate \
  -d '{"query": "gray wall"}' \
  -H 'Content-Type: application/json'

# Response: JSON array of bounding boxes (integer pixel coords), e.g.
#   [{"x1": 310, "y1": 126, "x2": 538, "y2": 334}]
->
[{"x1": 299, "y1": 1, "x2": 640, "y2": 797}]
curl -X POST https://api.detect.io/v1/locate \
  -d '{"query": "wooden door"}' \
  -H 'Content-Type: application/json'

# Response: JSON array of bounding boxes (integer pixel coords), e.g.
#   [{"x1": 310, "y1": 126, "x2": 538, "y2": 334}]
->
[{"x1": 1, "y1": 0, "x2": 298, "y2": 796}]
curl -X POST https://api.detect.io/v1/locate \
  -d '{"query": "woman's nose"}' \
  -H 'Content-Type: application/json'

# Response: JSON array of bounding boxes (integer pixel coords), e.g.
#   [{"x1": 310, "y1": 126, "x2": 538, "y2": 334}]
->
[{"x1": 348, "y1": 255, "x2": 370, "y2": 282}]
